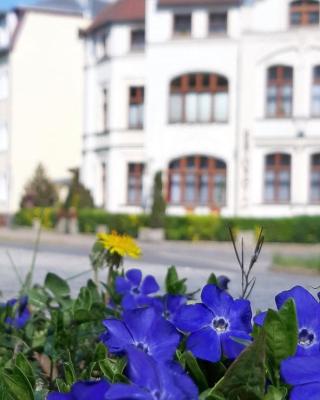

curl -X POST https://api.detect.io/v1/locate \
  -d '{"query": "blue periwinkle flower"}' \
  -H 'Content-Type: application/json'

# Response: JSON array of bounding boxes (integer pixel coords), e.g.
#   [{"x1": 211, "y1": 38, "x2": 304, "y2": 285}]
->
[
  {"x1": 174, "y1": 284, "x2": 252, "y2": 362},
  {"x1": 115, "y1": 269, "x2": 160, "y2": 309},
  {"x1": 106, "y1": 346, "x2": 198, "y2": 400},
  {"x1": 47, "y1": 379, "x2": 110, "y2": 399},
  {"x1": 254, "y1": 286, "x2": 320, "y2": 356},
  {"x1": 151, "y1": 294, "x2": 187, "y2": 323},
  {"x1": 101, "y1": 307, "x2": 180, "y2": 362},
  {"x1": 281, "y1": 355, "x2": 320, "y2": 400},
  {"x1": 4, "y1": 296, "x2": 30, "y2": 329}
]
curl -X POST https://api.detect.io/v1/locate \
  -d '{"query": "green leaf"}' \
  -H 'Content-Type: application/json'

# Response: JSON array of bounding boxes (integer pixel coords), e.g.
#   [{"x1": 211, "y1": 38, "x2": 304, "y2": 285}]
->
[
  {"x1": 182, "y1": 352, "x2": 208, "y2": 392},
  {"x1": 207, "y1": 273, "x2": 218, "y2": 286},
  {"x1": 264, "y1": 386, "x2": 287, "y2": 400},
  {"x1": 165, "y1": 266, "x2": 187, "y2": 295},
  {"x1": 64, "y1": 362, "x2": 76, "y2": 386},
  {"x1": 212, "y1": 330, "x2": 266, "y2": 400},
  {"x1": 15, "y1": 353, "x2": 35, "y2": 388},
  {"x1": 27, "y1": 288, "x2": 49, "y2": 309},
  {"x1": 99, "y1": 358, "x2": 126, "y2": 383},
  {"x1": 45, "y1": 273, "x2": 70, "y2": 299},
  {"x1": 263, "y1": 299, "x2": 298, "y2": 385},
  {"x1": 2, "y1": 366, "x2": 34, "y2": 400}
]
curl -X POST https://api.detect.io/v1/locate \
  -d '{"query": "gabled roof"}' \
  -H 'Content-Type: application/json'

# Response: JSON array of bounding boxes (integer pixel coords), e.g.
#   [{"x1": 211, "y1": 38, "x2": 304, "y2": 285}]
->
[
  {"x1": 86, "y1": 0, "x2": 145, "y2": 33},
  {"x1": 158, "y1": 0, "x2": 241, "y2": 6}
]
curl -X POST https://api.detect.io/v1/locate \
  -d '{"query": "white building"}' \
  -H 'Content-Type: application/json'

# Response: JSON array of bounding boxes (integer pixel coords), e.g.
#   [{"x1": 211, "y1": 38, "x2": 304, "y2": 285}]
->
[
  {"x1": 81, "y1": 0, "x2": 320, "y2": 217},
  {"x1": 0, "y1": 0, "x2": 109, "y2": 220}
]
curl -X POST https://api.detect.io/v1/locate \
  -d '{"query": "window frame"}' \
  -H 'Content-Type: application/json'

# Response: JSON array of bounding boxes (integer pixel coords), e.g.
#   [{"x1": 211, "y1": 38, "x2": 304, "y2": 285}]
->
[
  {"x1": 173, "y1": 14, "x2": 192, "y2": 37},
  {"x1": 289, "y1": 0, "x2": 320, "y2": 27},
  {"x1": 266, "y1": 66, "x2": 293, "y2": 118},
  {"x1": 208, "y1": 12, "x2": 228, "y2": 34},
  {"x1": 128, "y1": 86, "x2": 144, "y2": 130},
  {"x1": 169, "y1": 73, "x2": 229, "y2": 124},
  {"x1": 127, "y1": 163, "x2": 144, "y2": 206},
  {"x1": 130, "y1": 28, "x2": 145, "y2": 51},
  {"x1": 167, "y1": 155, "x2": 227, "y2": 209},
  {"x1": 264, "y1": 153, "x2": 291, "y2": 204},
  {"x1": 310, "y1": 153, "x2": 320, "y2": 203}
]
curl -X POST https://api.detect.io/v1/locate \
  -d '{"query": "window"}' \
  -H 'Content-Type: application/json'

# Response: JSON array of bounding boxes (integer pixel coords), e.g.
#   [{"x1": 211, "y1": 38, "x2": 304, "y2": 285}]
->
[
  {"x1": 312, "y1": 66, "x2": 320, "y2": 116},
  {"x1": 127, "y1": 163, "x2": 144, "y2": 205},
  {"x1": 209, "y1": 13, "x2": 228, "y2": 33},
  {"x1": 131, "y1": 29, "x2": 145, "y2": 51},
  {"x1": 266, "y1": 66, "x2": 293, "y2": 118},
  {"x1": 0, "y1": 123, "x2": 8, "y2": 151},
  {"x1": 168, "y1": 155, "x2": 227, "y2": 208},
  {"x1": 95, "y1": 31, "x2": 108, "y2": 59},
  {"x1": 128, "y1": 87, "x2": 144, "y2": 129},
  {"x1": 311, "y1": 153, "x2": 320, "y2": 202},
  {"x1": 290, "y1": 0, "x2": 320, "y2": 26},
  {"x1": 264, "y1": 153, "x2": 291, "y2": 203},
  {"x1": 102, "y1": 88, "x2": 108, "y2": 131},
  {"x1": 174, "y1": 14, "x2": 192, "y2": 36},
  {"x1": 169, "y1": 73, "x2": 229, "y2": 123}
]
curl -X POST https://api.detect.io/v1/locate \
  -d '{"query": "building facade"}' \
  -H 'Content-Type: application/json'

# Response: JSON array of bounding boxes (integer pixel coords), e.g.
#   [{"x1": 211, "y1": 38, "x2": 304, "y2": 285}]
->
[
  {"x1": 0, "y1": 0, "x2": 109, "y2": 217},
  {"x1": 81, "y1": 0, "x2": 320, "y2": 217}
]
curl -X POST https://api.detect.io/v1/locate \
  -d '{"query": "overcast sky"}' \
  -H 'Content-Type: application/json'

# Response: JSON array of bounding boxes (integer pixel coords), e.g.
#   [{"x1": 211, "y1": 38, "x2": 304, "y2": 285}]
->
[{"x1": 0, "y1": 0, "x2": 36, "y2": 10}]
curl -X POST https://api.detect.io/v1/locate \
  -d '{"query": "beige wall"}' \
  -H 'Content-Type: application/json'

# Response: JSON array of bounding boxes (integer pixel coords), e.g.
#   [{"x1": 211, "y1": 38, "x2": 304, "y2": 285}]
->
[{"x1": 9, "y1": 11, "x2": 86, "y2": 212}]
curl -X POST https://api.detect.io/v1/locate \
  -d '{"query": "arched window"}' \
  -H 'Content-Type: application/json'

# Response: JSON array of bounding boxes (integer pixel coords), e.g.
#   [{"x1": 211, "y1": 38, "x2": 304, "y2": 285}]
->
[
  {"x1": 264, "y1": 153, "x2": 291, "y2": 203},
  {"x1": 266, "y1": 66, "x2": 293, "y2": 118},
  {"x1": 168, "y1": 155, "x2": 227, "y2": 208},
  {"x1": 290, "y1": 0, "x2": 320, "y2": 26},
  {"x1": 312, "y1": 66, "x2": 320, "y2": 116},
  {"x1": 169, "y1": 73, "x2": 229, "y2": 124},
  {"x1": 311, "y1": 153, "x2": 320, "y2": 202}
]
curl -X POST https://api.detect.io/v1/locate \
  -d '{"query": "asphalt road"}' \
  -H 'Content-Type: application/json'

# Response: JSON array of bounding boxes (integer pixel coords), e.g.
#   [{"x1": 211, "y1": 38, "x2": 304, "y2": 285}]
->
[{"x1": 0, "y1": 238, "x2": 319, "y2": 312}]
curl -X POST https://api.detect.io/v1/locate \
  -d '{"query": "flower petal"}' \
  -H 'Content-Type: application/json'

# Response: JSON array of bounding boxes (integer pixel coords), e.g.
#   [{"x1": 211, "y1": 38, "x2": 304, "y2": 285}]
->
[
  {"x1": 253, "y1": 311, "x2": 267, "y2": 326},
  {"x1": 115, "y1": 277, "x2": 131, "y2": 295},
  {"x1": 106, "y1": 384, "x2": 152, "y2": 400},
  {"x1": 47, "y1": 394, "x2": 72, "y2": 400},
  {"x1": 276, "y1": 286, "x2": 320, "y2": 329},
  {"x1": 201, "y1": 284, "x2": 233, "y2": 316},
  {"x1": 281, "y1": 355, "x2": 320, "y2": 385},
  {"x1": 123, "y1": 308, "x2": 156, "y2": 344},
  {"x1": 126, "y1": 346, "x2": 160, "y2": 391},
  {"x1": 121, "y1": 294, "x2": 139, "y2": 310},
  {"x1": 221, "y1": 331, "x2": 252, "y2": 359},
  {"x1": 71, "y1": 380, "x2": 110, "y2": 400},
  {"x1": 186, "y1": 326, "x2": 221, "y2": 362},
  {"x1": 146, "y1": 316, "x2": 181, "y2": 361},
  {"x1": 102, "y1": 319, "x2": 133, "y2": 353},
  {"x1": 228, "y1": 299, "x2": 252, "y2": 332},
  {"x1": 174, "y1": 304, "x2": 213, "y2": 333},
  {"x1": 141, "y1": 276, "x2": 160, "y2": 295},
  {"x1": 126, "y1": 269, "x2": 142, "y2": 286},
  {"x1": 290, "y1": 383, "x2": 320, "y2": 400}
]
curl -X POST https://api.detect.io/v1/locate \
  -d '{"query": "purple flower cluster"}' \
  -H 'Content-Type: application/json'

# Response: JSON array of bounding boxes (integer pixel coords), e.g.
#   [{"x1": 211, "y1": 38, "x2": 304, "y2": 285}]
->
[{"x1": 2, "y1": 296, "x2": 30, "y2": 329}]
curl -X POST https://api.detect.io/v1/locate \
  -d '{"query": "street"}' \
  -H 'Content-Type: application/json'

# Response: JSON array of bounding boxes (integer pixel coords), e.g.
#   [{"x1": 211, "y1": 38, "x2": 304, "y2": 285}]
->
[{"x1": 0, "y1": 229, "x2": 319, "y2": 311}]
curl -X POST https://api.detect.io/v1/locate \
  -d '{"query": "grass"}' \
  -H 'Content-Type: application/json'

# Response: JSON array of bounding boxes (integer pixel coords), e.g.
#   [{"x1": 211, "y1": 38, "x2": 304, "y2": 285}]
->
[{"x1": 273, "y1": 254, "x2": 320, "y2": 272}]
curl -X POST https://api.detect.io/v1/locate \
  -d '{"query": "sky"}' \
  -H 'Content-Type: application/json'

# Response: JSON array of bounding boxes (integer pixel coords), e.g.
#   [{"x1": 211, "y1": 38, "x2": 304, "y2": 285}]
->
[{"x1": 0, "y1": 0, "x2": 36, "y2": 10}]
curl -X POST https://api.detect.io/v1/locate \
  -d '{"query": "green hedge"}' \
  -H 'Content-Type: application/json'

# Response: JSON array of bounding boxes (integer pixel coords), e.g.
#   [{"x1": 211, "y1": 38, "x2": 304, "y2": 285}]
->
[{"x1": 13, "y1": 208, "x2": 320, "y2": 243}]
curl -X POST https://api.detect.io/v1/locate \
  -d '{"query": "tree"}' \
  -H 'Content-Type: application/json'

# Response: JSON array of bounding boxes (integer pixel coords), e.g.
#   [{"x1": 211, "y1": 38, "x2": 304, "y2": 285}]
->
[
  {"x1": 64, "y1": 168, "x2": 94, "y2": 210},
  {"x1": 20, "y1": 164, "x2": 58, "y2": 208},
  {"x1": 149, "y1": 171, "x2": 166, "y2": 229}
]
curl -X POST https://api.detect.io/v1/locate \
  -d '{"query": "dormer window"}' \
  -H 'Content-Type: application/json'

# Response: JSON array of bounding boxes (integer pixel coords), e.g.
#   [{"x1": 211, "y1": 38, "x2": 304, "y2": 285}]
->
[
  {"x1": 174, "y1": 14, "x2": 192, "y2": 36},
  {"x1": 209, "y1": 12, "x2": 227, "y2": 34},
  {"x1": 290, "y1": 0, "x2": 320, "y2": 26},
  {"x1": 131, "y1": 28, "x2": 145, "y2": 51}
]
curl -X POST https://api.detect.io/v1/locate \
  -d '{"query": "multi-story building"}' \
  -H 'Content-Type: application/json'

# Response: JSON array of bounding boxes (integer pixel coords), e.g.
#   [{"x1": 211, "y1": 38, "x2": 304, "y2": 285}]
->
[
  {"x1": 81, "y1": 0, "x2": 320, "y2": 217},
  {"x1": 0, "y1": 0, "x2": 108, "y2": 218}
]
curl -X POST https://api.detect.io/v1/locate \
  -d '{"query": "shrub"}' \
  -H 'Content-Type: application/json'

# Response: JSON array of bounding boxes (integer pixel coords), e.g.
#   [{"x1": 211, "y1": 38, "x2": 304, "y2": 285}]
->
[
  {"x1": 20, "y1": 164, "x2": 58, "y2": 208},
  {"x1": 149, "y1": 171, "x2": 166, "y2": 228},
  {"x1": 14, "y1": 207, "x2": 57, "y2": 229},
  {"x1": 64, "y1": 168, "x2": 94, "y2": 210}
]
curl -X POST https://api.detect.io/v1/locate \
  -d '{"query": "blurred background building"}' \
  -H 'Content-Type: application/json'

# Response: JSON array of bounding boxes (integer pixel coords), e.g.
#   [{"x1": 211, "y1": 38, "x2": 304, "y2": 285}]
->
[
  {"x1": 81, "y1": 0, "x2": 320, "y2": 217},
  {"x1": 0, "y1": 0, "x2": 109, "y2": 217}
]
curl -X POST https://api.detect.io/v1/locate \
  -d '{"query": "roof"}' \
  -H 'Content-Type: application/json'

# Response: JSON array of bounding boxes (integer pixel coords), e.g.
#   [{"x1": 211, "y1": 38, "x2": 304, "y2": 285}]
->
[
  {"x1": 15, "y1": 0, "x2": 111, "y2": 17},
  {"x1": 158, "y1": 0, "x2": 241, "y2": 6},
  {"x1": 86, "y1": 0, "x2": 145, "y2": 33}
]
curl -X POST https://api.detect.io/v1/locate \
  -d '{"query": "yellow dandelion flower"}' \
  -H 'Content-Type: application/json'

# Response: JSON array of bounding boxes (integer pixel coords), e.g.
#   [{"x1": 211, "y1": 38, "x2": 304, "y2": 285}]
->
[{"x1": 97, "y1": 231, "x2": 141, "y2": 259}]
